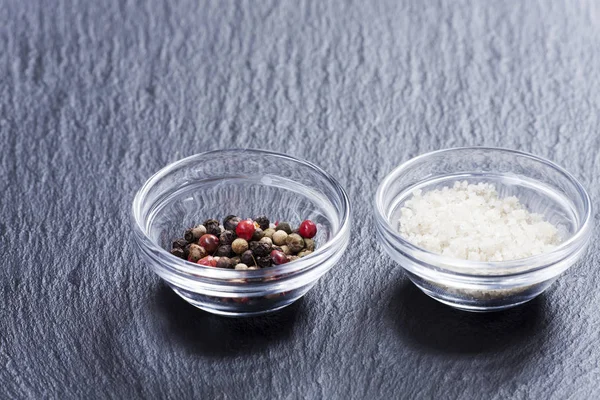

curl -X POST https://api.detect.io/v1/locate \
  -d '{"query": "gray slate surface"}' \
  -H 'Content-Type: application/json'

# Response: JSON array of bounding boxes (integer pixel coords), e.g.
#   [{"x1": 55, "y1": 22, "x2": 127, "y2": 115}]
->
[{"x1": 2, "y1": 0, "x2": 600, "y2": 398}]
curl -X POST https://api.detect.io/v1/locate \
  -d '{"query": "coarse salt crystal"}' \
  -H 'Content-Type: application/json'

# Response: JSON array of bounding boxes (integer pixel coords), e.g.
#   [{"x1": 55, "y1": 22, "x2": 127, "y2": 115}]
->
[{"x1": 398, "y1": 181, "x2": 562, "y2": 261}]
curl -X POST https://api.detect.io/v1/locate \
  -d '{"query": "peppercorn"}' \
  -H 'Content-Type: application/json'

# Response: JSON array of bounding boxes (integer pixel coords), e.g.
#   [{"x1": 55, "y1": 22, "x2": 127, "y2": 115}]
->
[
  {"x1": 183, "y1": 243, "x2": 191, "y2": 258},
  {"x1": 298, "y1": 220, "x2": 317, "y2": 238},
  {"x1": 285, "y1": 233, "x2": 305, "y2": 253},
  {"x1": 223, "y1": 215, "x2": 242, "y2": 231},
  {"x1": 297, "y1": 250, "x2": 313, "y2": 258},
  {"x1": 235, "y1": 263, "x2": 249, "y2": 270},
  {"x1": 241, "y1": 250, "x2": 256, "y2": 266},
  {"x1": 270, "y1": 250, "x2": 289, "y2": 265},
  {"x1": 219, "y1": 230, "x2": 236, "y2": 245},
  {"x1": 199, "y1": 234, "x2": 220, "y2": 253},
  {"x1": 276, "y1": 221, "x2": 292, "y2": 234},
  {"x1": 215, "y1": 245, "x2": 233, "y2": 257},
  {"x1": 216, "y1": 257, "x2": 235, "y2": 269},
  {"x1": 280, "y1": 245, "x2": 292, "y2": 255},
  {"x1": 288, "y1": 255, "x2": 300, "y2": 262},
  {"x1": 256, "y1": 255, "x2": 272, "y2": 268},
  {"x1": 254, "y1": 216, "x2": 270, "y2": 230},
  {"x1": 231, "y1": 256, "x2": 241, "y2": 265},
  {"x1": 231, "y1": 238, "x2": 248, "y2": 254},
  {"x1": 252, "y1": 242, "x2": 271, "y2": 257},
  {"x1": 187, "y1": 244, "x2": 207, "y2": 262},
  {"x1": 272, "y1": 230, "x2": 288, "y2": 246},
  {"x1": 260, "y1": 237, "x2": 273, "y2": 246},
  {"x1": 198, "y1": 255, "x2": 217, "y2": 266},
  {"x1": 304, "y1": 238, "x2": 315, "y2": 251},
  {"x1": 184, "y1": 225, "x2": 206, "y2": 242},
  {"x1": 236, "y1": 219, "x2": 255, "y2": 241},
  {"x1": 248, "y1": 266, "x2": 260, "y2": 270},
  {"x1": 205, "y1": 222, "x2": 222, "y2": 236},
  {"x1": 170, "y1": 248, "x2": 185, "y2": 259},
  {"x1": 271, "y1": 245, "x2": 283, "y2": 252},
  {"x1": 263, "y1": 228, "x2": 276, "y2": 239},
  {"x1": 172, "y1": 238, "x2": 188, "y2": 249},
  {"x1": 203, "y1": 218, "x2": 219, "y2": 227},
  {"x1": 251, "y1": 228, "x2": 264, "y2": 241}
]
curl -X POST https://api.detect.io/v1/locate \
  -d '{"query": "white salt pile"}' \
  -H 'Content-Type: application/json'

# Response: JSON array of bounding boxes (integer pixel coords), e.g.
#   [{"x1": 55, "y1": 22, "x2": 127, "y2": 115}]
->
[{"x1": 399, "y1": 181, "x2": 562, "y2": 261}]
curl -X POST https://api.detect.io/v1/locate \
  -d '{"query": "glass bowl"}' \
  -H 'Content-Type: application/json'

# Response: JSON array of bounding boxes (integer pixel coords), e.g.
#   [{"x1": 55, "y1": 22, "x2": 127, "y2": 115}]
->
[
  {"x1": 375, "y1": 147, "x2": 592, "y2": 312},
  {"x1": 132, "y1": 149, "x2": 351, "y2": 317}
]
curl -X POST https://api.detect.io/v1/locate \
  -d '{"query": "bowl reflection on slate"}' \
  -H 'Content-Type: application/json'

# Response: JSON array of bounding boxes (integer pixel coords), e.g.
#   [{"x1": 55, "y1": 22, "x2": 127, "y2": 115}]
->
[
  {"x1": 375, "y1": 147, "x2": 593, "y2": 312},
  {"x1": 132, "y1": 149, "x2": 351, "y2": 317}
]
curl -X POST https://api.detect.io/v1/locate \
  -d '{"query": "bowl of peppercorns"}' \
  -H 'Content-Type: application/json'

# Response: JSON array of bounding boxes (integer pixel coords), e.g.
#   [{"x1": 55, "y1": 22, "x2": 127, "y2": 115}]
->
[{"x1": 132, "y1": 149, "x2": 351, "y2": 317}]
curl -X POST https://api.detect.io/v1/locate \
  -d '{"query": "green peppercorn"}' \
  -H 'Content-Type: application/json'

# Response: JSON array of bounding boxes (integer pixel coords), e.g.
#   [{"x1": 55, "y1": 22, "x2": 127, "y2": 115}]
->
[
  {"x1": 170, "y1": 248, "x2": 185, "y2": 258},
  {"x1": 304, "y1": 238, "x2": 315, "y2": 251},
  {"x1": 271, "y1": 245, "x2": 283, "y2": 252},
  {"x1": 188, "y1": 244, "x2": 208, "y2": 262},
  {"x1": 241, "y1": 250, "x2": 256, "y2": 266},
  {"x1": 219, "y1": 230, "x2": 236, "y2": 245},
  {"x1": 276, "y1": 222, "x2": 292, "y2": 234},
  {"x1": 216, "y1": 257, "x2": 234, "y2": 269},
  {"x1": 263, "y1": 228, "x2": 276, "y2": 239},
  {"x1": 297, "y1": 250, "x2": 313, "y2": 258},
  {"x1": 256, "y1": 255, "x2": 272, "y2": 268},
  {"x1": 223, "y1": 215, "x2": 241, "y2": 231},
  {"x1": 231, "y1": 256, "x2": 241, "y2": 265},
  {"x1": 215, "y1": 245, "x2": 233, "y2": 257},
  {"x1": 280, "y1": 245, "x2": 292, "y2": 255},
  {"x1": 251, "y1": 228, "x2": 264, "y2": 241},
  {"x1": 272, "y1": 230, "x2": 288, "y2": 246},
  {"x1": 172, "y1": 238, "x2": 188, "y2": 249},
  {"x1": 234, "y1": 263, "x2": 249, "y2": 270},
  {"x1": 232, "y1": 238, "x2": 248, "y2": 254},
  {"x1": 254, "y1": 216, "x2": 270, "y2": 230},
  {"x1": 285, "y1": 233, "x2": 305, "y2": 253}
]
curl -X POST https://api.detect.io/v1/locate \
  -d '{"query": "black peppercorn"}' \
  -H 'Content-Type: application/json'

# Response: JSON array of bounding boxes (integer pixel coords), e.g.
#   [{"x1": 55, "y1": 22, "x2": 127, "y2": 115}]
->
[
  {"x1": 203, "y1": 218, "x2": 219, "y2": 227},
  {"x1": 170, "y1": 248, "x2": 185, "y2": 258},
  {"x1": 184, "y1": 225, "x2": 206, "y2": 242},
  {"x1": 223, "y1": 215, "x2": 242, "y2": 231},
  {"x1": 172, "y1": 238, "x2": 188, "y2": 249},
  {"x1": 276, "y1": 222, "x2": 292, "y2": 234},
  {"x1": 216, "y1": 257, "x2": 235, "y2": 269},
  {"x1": 252, "y1": 242, "x2": 271, "y2": 257},
  {"x1": 256, "y1": 256, "x2": 272, "y2": 268},
  {"x1": 205, "y1": 222, "x2": 222, "y2": 236},
  {"x1": 254, "y1": 216, "x2": 270, "y2": 230},
  {"x1": 251, "y1": 228, "x2": 264, "y2": 241},
  {"x1": 219, "y1": 230, "x2": 236, "y2": 245},
  {"x1": 215, "y1": 245, "x2": 233, "y2": 257},
  {"x1": 241, "y1": 250, "x2": 256, "y2": 266}
]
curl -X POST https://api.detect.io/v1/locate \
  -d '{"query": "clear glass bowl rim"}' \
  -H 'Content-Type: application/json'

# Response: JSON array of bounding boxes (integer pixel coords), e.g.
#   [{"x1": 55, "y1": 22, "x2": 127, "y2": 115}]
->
[
  {"x1": 374, "y1": 146, "x2": 593, "y2": 274},
  {"x1": 132, "y1": 148, "x2": 352, "y2": 280}
]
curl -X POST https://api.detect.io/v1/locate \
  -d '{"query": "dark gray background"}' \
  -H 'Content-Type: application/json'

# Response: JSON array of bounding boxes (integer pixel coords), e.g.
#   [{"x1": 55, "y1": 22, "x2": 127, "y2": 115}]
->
[{"x1": 2, "y1": 0, "x2": 599, "y2": 398}]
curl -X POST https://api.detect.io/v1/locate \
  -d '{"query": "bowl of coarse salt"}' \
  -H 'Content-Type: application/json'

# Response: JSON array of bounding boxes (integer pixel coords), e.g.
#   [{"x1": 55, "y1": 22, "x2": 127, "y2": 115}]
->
[{"x1": 374, "y1": 147, "x2": 592, "y2": 312}]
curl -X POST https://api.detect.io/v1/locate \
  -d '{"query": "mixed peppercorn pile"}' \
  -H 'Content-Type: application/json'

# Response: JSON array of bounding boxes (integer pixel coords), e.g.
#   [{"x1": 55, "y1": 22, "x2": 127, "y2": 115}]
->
[{"x1": 170, "y1": 215, "x2": 318, "y2": 270}]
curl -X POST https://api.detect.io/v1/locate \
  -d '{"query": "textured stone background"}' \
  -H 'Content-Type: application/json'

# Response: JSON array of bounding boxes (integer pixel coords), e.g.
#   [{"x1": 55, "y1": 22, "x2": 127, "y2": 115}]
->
[{"x1": 2, "y1": 0, "x2": 600, "y2": 398}]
